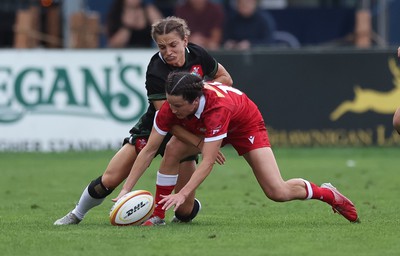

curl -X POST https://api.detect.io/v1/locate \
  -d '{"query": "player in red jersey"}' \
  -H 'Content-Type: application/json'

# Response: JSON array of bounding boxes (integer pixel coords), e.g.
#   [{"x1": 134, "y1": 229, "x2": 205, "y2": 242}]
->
[
  {"x1": 54, "y1": 17, "x2": 232, "y2": 226},
  {"x1": 115, "y1": 71, "x2": 360, "y2": 224}
]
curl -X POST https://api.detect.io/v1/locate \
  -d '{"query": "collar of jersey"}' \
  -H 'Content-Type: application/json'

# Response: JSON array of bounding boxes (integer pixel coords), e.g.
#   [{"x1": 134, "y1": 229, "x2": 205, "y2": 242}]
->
[{"x1": 194, "y1": 95, "x2": 205, "y2": 119}]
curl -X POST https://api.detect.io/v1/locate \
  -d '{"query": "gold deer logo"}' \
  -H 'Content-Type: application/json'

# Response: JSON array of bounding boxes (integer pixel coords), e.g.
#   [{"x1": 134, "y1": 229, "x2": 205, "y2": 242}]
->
[{"x1": 330, "y1": 58, "x2": 400, "y2": 121}]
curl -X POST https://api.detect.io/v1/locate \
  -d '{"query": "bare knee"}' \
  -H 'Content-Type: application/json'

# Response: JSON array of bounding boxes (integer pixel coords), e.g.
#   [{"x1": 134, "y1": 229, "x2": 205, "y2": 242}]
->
[
  {"x1": 266, "y1": 193, "x2": 289, "y2": 202},
  {"x1": 263, "y1": 187, "x2": 290, "y2": 202},
  {"x1": 262, "y1": 181, "x2": 304, "y2": 202},
  {"x1": 162, "y1": 142, "x2": 186, "y2": 170},
  {"x1": 164, "y1": 140, "x2": 185, "y2": 160},
  {"x1": 262, "y1": 179, "x2": 307, "y2": 202}
]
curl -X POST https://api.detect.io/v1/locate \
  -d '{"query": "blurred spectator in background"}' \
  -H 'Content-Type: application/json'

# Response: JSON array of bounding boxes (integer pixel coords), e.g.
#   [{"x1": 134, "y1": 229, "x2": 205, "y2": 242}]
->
[
  {"x1": 223, "y1": 0, "x2": 276, "y2": 50},
  {"x1": 106, "y1": 0, "x2": 163, "y2": 48},
  {"x1": 175, "y1": 0, "x2": 224, "y2": 50},
  {"x1": 0, "y1": 9, "x2": 15, "y2": 47}
]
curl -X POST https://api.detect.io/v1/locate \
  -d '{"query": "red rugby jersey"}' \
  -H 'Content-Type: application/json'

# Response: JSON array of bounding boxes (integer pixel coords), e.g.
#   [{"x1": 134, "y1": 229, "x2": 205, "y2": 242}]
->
[{"x1": 154, "y1": 84, "x2": 264, "y2": 142}]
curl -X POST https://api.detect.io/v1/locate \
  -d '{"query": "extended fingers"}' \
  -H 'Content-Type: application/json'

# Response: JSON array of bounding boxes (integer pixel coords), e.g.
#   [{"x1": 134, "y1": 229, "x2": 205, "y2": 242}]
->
[
  {"x1": 159, "y1": 195, "x2": 182, "y2": 212},
  {"x1": 215, "y1": 151, "x2": 226, "y2": 165},
  {"x1": 112, "y1": 190, "x2": 128, "y2": 202}
]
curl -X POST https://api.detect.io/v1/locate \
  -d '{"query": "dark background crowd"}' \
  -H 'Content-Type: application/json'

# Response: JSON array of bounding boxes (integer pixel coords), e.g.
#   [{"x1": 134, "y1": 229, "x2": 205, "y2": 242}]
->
[{"x1": 1, "y1": 0, "x2": 399, "y2": 50}]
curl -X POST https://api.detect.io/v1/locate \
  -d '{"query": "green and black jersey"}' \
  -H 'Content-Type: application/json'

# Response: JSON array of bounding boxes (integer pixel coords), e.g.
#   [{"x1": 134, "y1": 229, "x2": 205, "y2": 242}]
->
[{"x1": 129, "y1": 43, "x2": 218, "y2": 137}]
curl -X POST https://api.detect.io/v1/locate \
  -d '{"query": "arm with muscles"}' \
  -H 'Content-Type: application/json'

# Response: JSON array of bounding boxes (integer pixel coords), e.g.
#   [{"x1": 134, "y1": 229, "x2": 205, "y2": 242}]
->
[
  {"x1": 213, "y1": 63, "x2": 233, "y2": 86},
  {"x1": 170, "y1": 125, "x2": 226, "y2": 165},
  {"x1": 159, "y1": 139, "x2": 223, "y2": 211},
  {"x1": 112, "y1": 127, "x2": 165, "y2": 201}
]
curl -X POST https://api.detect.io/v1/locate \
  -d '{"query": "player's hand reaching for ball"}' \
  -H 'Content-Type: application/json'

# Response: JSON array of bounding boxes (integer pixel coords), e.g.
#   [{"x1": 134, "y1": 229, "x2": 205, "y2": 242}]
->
[
  {"x1": 112, "y1": 188, "x2": 130, "y2": 202},
  {"x1": 159, "y1": 193, "x2": 186, "y2": 212}
]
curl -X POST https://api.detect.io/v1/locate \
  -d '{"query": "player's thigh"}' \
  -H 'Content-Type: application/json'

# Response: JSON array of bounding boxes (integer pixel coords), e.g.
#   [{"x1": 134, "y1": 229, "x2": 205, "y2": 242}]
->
[
  {"x1": 163, "y1": 137, "x2": 199, "y2": 167},
  {"x1": 102, "y1": 144, "x2": 137, "y2": 189},
  {"x1": 243, "y1": 147, "x2": 286, "y2": 194},
  {"x1": 166, "y1": 136, "x2": 199, "y2": 156}
]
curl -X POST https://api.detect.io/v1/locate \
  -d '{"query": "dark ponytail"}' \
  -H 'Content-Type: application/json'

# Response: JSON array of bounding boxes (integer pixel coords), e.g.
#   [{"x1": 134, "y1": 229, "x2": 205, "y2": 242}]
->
[{"x1": 166, "y1": 71, "x2": 204, "y2": 103}]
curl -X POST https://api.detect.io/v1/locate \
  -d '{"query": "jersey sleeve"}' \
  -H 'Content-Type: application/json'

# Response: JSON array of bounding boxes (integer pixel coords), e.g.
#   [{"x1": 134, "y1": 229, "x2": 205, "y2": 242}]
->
[
  {"x1": 154, "y1": 102, "x2": 174, "y2": 135},
  {"x1": 154, "y1": 111, "x2": 168, "y2": 136},
  {"x1": 146, "y1": 74, "x2": 166, "y2": 101},
  {"x1": 203, "y1": 106, "x2": 231, "y2": 142},
  {"x1": 145, "y1": 54, "x2": 169, "y2": 101},
  {"x1": 190, "y1": 43, "x2": 218, "y2": 79}
]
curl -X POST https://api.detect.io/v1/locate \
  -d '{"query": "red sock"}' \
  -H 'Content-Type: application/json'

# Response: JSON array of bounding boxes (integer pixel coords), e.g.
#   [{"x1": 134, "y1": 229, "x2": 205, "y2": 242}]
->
[
  {"x1": 305, "y1": 181, "x2": 334, "y2": 204},
  {"x1": 153, "y1": 184, "x2": 175, "y2": 219}
]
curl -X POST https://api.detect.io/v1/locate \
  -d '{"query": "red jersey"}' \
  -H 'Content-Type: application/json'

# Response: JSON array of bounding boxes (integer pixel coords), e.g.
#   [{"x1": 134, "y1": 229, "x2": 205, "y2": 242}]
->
[{"x1": 154, "y1": 84, "x2": 265, "y2": 143}]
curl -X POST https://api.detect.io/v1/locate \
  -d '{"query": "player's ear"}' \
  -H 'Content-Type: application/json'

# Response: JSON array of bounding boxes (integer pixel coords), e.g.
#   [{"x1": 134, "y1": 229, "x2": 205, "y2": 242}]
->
[{"x1": 183, "y1": 37, "x2": 189, "y2": 48}]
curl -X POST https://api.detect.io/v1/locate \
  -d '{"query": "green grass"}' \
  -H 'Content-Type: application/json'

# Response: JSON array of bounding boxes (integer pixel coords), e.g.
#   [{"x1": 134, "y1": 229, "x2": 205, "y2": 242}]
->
[{"x1": 1, "y1": 146, "x2": 399, "y2": 256}]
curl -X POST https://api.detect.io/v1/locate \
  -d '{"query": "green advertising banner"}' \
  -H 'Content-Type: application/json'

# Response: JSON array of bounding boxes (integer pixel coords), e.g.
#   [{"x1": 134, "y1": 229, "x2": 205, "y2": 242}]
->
[
  {"x1": 0, "y1": 50, "x2": 152, "y2": 151},
  {"x1": 1, "y1": 49, "x2": 399, "y2": 151}
]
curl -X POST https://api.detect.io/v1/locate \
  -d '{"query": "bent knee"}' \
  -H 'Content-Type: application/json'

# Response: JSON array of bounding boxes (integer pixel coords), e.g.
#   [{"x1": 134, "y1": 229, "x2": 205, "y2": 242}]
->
[
  {"x1": 263, "y1": 188, "x2": 291, "y2": 202},
  {"x1": 88, "y1": 176, "x2": 114, "y2": 199},
  {"x1": 165, "y1": 140, "x2": 187, "y2": 157}
]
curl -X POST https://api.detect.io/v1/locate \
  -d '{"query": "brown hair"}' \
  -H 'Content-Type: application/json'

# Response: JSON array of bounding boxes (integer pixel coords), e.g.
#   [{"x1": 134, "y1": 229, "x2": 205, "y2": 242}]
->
[
  {"x1": 151, "y1": 16, "x2": 191, "y2": 41},
  {"x1": 166, "y1": 71, "x2": 204, "y2": 103}
]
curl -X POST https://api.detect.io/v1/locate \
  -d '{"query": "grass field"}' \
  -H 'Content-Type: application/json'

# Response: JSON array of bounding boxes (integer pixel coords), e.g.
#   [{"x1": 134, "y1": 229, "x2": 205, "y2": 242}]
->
[{"x1": 1, "y1": 146, "x2": 399, "y2": 256}]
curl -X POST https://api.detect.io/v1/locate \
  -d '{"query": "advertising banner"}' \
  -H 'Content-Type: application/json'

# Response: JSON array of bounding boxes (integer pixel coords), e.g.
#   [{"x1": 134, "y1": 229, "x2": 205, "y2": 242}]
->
[
  {"x1": 213, "y1": 49, "x2": 400, "y2": 147},
  {"x1": 0, "y1": 50, "x2": 153, "y2": 151},
  {"x1": 2, "y1": 49, "x2": 399, "y2": 151}
]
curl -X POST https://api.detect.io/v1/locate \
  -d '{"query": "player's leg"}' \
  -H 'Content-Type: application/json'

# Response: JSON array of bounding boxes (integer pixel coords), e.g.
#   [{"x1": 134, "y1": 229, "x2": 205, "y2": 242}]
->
[
  {"x1": 243, "y1": 147, "x2": 307, "y2": 201},
  {"x1": 243, "y1": 147, "x2": 359, "y2": 222},
  {"x1": 142, "y1": 137, "x2": 199, "y2": 225},
  {"x1": 393, "y1": 107, "x2": 400, "y2": 134},
  {"x1": 54, "y1": 141, "x2": 138, "y2": 225},
  {"x1": 172, "y1": 159, "x2": 201, "y2": 223},
  {"x1": 73, "y1": 143, "x2": 137, "y2": 217}
]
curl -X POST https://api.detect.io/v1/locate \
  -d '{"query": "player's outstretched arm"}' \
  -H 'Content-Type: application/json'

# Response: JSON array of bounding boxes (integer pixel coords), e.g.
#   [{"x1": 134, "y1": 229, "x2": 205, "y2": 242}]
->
[
  {"x1": 112, "y1": 127, "x2": 165, "y2": 202},
  {"x1": 159, "y1": 139, "x2": 222, "y2": 211}
]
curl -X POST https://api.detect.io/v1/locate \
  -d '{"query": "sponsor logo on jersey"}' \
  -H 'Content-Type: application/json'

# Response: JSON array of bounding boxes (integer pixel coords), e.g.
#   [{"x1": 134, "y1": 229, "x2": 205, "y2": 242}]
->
[
  {"x1": 212, "y1": 125, "x2": 222, "y2": 135},
  {"x1": 190, "y1": 65, "x2": 203, "y2": 78}
]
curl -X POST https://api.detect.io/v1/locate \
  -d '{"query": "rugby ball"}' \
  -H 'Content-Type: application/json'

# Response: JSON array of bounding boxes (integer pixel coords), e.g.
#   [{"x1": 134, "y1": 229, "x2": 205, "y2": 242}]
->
[{"x1": 109, "y1": 190, "x2": 155, "y2": 226}]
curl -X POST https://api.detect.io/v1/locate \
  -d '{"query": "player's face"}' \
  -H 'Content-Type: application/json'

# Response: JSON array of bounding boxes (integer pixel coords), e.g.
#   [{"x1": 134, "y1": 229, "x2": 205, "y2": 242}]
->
[
  {"x1": 167, "y1": 94, "x2": 199, "y2": 119},
  {"x1": 156, "y1": 32, "x2": 188, "y2": 67}
]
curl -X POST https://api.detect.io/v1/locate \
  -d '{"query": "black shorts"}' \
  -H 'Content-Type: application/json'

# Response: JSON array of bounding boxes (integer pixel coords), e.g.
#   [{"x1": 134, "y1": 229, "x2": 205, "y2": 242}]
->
[{"x1": 122, "y1": 133, "x2": 198, "y2": 163}]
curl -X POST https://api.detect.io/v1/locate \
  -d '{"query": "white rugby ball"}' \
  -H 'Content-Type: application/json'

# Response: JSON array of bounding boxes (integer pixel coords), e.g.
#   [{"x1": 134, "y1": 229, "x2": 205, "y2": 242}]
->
[{"x1": 109, "y1": 190, "x2": 155, "y2": 226}]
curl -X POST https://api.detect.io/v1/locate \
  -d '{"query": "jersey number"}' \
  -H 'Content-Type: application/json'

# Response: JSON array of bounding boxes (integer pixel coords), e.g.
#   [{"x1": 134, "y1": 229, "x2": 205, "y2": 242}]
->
[{"x1": 204, "y1": 84, "x2": 243, "y2": 97}]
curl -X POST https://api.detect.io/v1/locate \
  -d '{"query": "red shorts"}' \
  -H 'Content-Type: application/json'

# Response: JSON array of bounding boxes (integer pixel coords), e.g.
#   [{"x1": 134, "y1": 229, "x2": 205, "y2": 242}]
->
[{"x1": 222, "y1": 120, "x2": 271, "y2": 155}]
